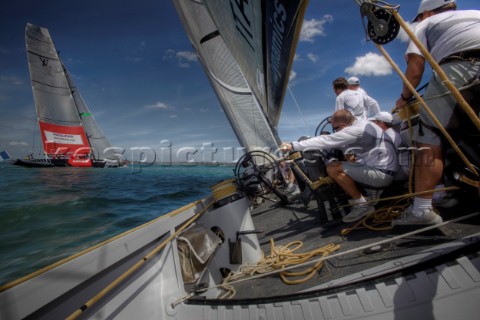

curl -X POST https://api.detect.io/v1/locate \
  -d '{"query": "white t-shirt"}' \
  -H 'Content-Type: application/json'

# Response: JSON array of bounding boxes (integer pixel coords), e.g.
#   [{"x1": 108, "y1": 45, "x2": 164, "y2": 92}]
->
[
  {"x1": 350, "y1": 87, "x2": 381, "y2": 118},
  {"x1": 335, "y1": 89, "x2": 368, "y2": 120},
  {"x1": 406, "y1": 10, "x2": 480, "y2": 63},
  {"x1": 291, "y1": 120, "x2": 398, "y2": 172}
]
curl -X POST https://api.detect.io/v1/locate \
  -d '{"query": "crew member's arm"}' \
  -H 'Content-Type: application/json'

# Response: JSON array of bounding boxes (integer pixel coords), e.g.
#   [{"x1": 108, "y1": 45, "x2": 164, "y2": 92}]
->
[{"x1": 395, "y1": 53, "x2": 425, "y2": 109}]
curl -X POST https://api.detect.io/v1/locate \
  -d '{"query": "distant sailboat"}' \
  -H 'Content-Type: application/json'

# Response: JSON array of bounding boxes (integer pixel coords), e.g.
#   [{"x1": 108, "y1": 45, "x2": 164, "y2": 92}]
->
[{"x1": 12, "y1": 23, "x2": 123, "y2": 168}]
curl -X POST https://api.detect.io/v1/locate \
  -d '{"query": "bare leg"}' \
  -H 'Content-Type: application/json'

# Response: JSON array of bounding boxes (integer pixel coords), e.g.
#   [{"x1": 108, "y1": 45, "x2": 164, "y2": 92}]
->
[
  {"x1": 326, "y1": 161, "x2": 362, "y2": 199},
  {"x1": 392, "y1": 142, "x2": 444, "y2": 225},
  {"x1": 415, "y1": 143, "x2": 443, "y2": 199}
]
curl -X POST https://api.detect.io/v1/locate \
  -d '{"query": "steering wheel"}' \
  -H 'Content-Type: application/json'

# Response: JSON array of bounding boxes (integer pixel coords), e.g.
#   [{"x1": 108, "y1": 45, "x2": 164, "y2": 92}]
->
[
  {"x1": 234, "y1": 150, "x2": 281, "y2": 198},
  {"x1": 314, "y1": 116, "x2": 333, "y2": 136}
]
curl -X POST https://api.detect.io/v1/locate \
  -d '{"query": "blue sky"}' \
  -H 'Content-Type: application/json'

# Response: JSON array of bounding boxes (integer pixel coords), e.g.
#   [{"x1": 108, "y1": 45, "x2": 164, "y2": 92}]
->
[{"x1": 1, "y1": 0, "x2": 478, "y2": 163}]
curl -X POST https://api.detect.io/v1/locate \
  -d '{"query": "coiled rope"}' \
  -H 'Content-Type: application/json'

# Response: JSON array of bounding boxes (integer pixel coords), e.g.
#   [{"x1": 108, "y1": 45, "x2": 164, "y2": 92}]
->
[{"x1": 219, "y1": 240, "x2": 340, "y2": 298}]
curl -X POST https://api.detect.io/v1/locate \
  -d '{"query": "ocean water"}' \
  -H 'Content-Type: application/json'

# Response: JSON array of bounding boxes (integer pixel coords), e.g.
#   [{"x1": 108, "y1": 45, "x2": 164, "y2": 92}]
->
[{"x1": 0, "y1": 162, "x2": 235, "y2": 286}]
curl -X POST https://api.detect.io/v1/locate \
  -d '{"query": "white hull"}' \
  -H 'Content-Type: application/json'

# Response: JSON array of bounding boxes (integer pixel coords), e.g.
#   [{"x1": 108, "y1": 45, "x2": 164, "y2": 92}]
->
[{"x1": 1, "y1": 191, "x2": 479, "y2": 320}]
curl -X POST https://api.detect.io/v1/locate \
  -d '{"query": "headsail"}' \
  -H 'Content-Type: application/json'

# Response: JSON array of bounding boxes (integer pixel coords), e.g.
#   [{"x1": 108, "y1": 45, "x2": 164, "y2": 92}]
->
[
  {"x1": 63, "y1": 65, "x2": 118, "y2": 161},
  {"x1": 25, "y1": 23, "x2": 117, "y2": 163},
  {"x1": 172, "y1": 0, "x2": 307, "y2": 152}
]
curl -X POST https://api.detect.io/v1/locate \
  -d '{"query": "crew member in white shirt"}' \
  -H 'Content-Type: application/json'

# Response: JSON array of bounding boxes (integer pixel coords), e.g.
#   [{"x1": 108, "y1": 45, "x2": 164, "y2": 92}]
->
[
  {"x1": 281, "y1": 110, "x2": 398, "y2": 223},
  {"x1": 369, "y1": 111, "x2": 411, "y2": 182},
  {"x1": 347, "y1": 76, "x2": 381, "y2": 118},
  {"x1": 333, "y1": 77, "x2": 368, "y2": 120},
  {"x1": 394, "y1": 0, "x2": 480, "y2": 226}
]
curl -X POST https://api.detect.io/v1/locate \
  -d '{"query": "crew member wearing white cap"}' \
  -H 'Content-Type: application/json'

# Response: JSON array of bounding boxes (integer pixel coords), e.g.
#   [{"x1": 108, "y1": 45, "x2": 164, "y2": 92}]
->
[
  {"x1": 333, "y1": 77, "x2": 369, "y2": 121},
  {"x1": 281, "y1": 110, "x2": 398, "y2": 224},
  {"x1": 394, "y1": 0, "x2": 480, "y2": 226},
  {"x1": 370, "y1": 112, "x2": 411, "y2": 182},
  {"x1": 347, "y1": 76, "x2": 381, "y2": 118}
]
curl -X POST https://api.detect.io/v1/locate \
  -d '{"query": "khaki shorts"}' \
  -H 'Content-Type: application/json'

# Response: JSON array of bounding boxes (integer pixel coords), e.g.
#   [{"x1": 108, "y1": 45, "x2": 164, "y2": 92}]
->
[
  {"x1": 415, "y1": 60, "x2": 480, "y2": 146},
  {"x1": 342, "y1": 161, "x2": 394, "y2": 188}
]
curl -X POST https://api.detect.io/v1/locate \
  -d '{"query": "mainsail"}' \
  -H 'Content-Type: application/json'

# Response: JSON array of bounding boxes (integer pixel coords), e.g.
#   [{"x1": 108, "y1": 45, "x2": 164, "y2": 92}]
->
[
  {"x1": 202, "y1": 0, "x2": 309, "y2": 129},
  {"x1": 25, "y1": 23, "x2": 117, "y2": 164},
  {"x1": 172, "y1": 0, "x2": 308, "y2": 152}
]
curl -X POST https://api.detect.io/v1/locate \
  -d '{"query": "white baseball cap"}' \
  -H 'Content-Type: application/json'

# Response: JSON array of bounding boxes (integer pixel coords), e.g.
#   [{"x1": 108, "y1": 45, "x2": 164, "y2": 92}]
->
[
  {"x1": 373, "y1": 111, "x2": 393, "y2": 124},
  {"x1": 413, "y1": 0, "x2": 456, "y2": 21},
  {"x1": 347, "y1": 76, "x2": 360, "y2": 85}
]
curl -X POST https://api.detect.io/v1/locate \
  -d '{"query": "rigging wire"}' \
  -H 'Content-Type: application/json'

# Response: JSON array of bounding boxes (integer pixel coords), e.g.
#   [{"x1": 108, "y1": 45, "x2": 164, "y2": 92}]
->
[
  {"x1": 287, "y1": 85, "x2": 310, "y2": 135},
  {"x1": 31, "y1": 117, "x2": 37, "y2": 158}
]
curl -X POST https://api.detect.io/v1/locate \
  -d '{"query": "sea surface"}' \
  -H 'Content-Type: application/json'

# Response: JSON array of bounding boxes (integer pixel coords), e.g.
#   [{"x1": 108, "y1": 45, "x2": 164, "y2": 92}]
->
[{"x1": 0, "y1": 162, "x2": 235, "y2": 287}]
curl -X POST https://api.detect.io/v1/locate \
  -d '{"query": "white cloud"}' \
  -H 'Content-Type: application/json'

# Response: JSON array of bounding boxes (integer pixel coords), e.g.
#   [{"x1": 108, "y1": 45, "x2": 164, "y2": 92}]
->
[
  {"x1": 300, "y1": 15, "x2": 333, "y2": 42},
  {"x1": 345, "y1": 52, "x2": 392, "y2": 76},
  {"x1": 163, "y1": 50, "x2": 198, "y2": 68},
  {"x1": 0, "y1": 75, "x2": 24, "y2": 86},
  {"x1": 307, "y1": 53, "x2": 318, "y2": 63},
  {"x1": 144, "y1": 102, "x2": 171, "y2": 110},
  {"x1": 176, "y1": 51, "x2": 198, "y2": 68},
  {"x1": 176, "y1": 51, "x2": 197, "y2": 61},
  {"x1": 289, "y1": 70, "x2": 297, "y2": 82}
]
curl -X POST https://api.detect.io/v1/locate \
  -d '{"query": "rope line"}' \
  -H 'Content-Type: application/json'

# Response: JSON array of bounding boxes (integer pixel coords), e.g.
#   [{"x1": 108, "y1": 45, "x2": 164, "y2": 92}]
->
[{"x1": 219, "y1": 240, "x2": 341, "y2": 298}]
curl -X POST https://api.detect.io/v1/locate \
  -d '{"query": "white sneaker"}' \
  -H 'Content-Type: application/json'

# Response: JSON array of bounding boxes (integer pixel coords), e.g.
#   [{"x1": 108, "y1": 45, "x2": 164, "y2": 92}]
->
[
  {"x1": 392, "y1": 206, "x2": 443, "y2": 226},
  {"x1": 343, "y1": 204, "x2": 375, "y2": 223}
]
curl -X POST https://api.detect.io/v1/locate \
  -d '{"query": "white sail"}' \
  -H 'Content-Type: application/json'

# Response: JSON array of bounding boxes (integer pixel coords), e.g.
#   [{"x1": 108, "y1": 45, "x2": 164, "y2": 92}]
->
[
  {"x1": 202, "y1": 0, "x2": 309, "y2": 129},
  {"x1": 63, "y1": 67, "x2": 118, "y2": 161},
  {"x1": 172, "y1": 0, "x2": 281, "y2": 152}
]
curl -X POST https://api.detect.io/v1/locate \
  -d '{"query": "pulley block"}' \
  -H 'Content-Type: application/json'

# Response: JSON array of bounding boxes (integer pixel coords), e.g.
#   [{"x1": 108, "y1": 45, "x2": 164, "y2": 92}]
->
[{"x1": 360, "y1": 2, "x2": 400, "y2": 45}]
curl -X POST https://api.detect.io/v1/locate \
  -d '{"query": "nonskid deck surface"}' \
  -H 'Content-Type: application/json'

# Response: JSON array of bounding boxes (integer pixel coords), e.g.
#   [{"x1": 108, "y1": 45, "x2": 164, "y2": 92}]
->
[{"x1": 215, "y1": 189, "x2": 480, "y2": 300}]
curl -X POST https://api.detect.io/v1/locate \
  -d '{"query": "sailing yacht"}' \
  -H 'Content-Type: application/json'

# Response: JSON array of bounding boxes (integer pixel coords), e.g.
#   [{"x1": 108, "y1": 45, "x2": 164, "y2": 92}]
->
[
  {"x1": 12, "y1": 24, "x2": 123, "y2": 168},
  {"x1": 0, "y1": 1, "x2": 479, "y2": 319}
]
